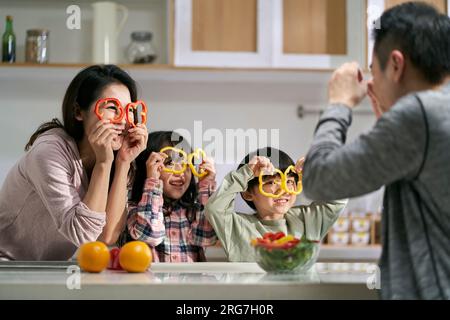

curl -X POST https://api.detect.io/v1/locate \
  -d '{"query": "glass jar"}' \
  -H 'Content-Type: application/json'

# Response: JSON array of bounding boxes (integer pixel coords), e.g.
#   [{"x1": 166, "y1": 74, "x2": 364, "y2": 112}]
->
[
  {"x1": 25, "y1": 29, "x2": 49, "y2": 63},
  {"x1": 126, "y1": 31, "x2": 157, "y2": 64}
]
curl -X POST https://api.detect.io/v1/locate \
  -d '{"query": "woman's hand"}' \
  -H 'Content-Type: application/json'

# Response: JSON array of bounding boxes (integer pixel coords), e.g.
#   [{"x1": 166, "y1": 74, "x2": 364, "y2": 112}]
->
[
  {"x1": 146, "y1": 152, "x2": 168, "y2": 179},
  {"x1": 117, "y1": 124, "x2": 148, "y2": 165},
  {"x1": 248, "y1": 156, "x2": 275, "y2": 177},
  {"x1": 199, "y1": 155, "x2": 216, "y2": 181},
  {"x1": 88, "y1": 120, "x2": 122, "y2": 164}
]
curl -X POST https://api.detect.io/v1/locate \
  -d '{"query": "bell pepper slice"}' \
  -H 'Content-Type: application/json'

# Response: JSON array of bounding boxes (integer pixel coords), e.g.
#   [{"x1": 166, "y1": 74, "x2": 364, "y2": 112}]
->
[
  {"x1": 160, "y1": 146, "x2": 188, "y2": 175},
  {"x1": 94, "y1": 98, "x2": 124, "y2": 124},
  {"x1": 125, "y1": 100, "x2": 148, "y2": 128},
  {"x1": 188, "y1": 148, "x2": 208, "y2": 178},
  {"x1": 258, "y1": 169, "x2": 286, "y2": 198},
  {"x1": 283, "y1": 165, "x2": 303, "y2": 195}
]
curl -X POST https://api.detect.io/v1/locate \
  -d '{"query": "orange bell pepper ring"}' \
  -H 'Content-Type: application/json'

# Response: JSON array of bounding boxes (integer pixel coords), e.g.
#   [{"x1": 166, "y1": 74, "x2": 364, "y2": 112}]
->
[
  {"x1": 188, "y1": 149, "x2": 208, "y2": 178},
  {"x1": 94, "y1": 98, "x2": 124, "y2": 124},
  {"x1": 258, "y1": 169, "x2": 286, "y2": 199},
  {"x1": 160, "y1": 146, "x2": 188, "y2": 175},
  {"x1": 125, "y1": 100, "x2": 148, "y2": 128},
  {"x1": 283, "y1": 165, "x2": 303, "y2": 195}
]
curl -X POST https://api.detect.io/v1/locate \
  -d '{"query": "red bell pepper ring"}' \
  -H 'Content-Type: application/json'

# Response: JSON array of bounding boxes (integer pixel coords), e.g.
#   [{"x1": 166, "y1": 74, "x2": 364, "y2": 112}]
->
[
  {"x1": 125, "y1": 100, "x2": 148, "y2": 128},
  {"x1": 107, "y1": 247, "x2": 123, "y2": 271},
  {"x1": 94, "y1": 98, "x2": 124, "y2": 124}
]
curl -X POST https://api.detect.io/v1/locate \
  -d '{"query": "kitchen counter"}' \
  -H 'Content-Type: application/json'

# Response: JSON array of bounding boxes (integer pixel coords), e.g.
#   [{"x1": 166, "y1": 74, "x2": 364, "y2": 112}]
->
[{"x1": 0, "y1": 262, "x2": 379, "y2": 300}]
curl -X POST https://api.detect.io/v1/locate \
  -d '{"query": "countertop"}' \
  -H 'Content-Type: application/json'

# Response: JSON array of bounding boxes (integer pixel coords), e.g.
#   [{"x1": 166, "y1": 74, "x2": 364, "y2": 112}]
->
[{"x1": 0, "y1": 262, "x2": 379, "y2": 300}]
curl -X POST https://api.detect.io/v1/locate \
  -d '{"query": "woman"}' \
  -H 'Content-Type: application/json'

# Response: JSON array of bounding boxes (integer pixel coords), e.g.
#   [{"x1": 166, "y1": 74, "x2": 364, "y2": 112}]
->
[{"x1": 0, "y1": 65, "x2": 148, "y2": 261}]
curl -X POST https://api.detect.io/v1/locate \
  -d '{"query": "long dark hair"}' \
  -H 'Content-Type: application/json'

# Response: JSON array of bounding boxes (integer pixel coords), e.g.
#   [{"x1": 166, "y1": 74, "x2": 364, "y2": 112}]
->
[
  {"x1": 238, "y1": 147, "x2": 297, "y2": 210},
  {"x1": 25, "y1": 64, "x2": 138, "y2": 149},
  {"x1": 25, "y1": 64, "x2": 138, "y2": 187},
  {"x1": 130, "y1": 131, "x2": 200, "y2": 213}
]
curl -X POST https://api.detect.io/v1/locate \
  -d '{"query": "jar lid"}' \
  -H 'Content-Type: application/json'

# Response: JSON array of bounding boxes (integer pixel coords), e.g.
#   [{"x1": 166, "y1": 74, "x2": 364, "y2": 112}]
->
[
  {"x1": 131, "y1": 31, "x2": 152, "y2": 41},
  {"x1": 27, "y1": 29, "x2": 50, "y2": 36}
]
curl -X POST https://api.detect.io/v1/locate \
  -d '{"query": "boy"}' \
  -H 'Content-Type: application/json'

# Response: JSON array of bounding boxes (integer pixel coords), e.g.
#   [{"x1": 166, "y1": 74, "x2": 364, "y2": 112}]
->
[{"x1": 205, "y1": 147, "x2": 347, "y2": 262}]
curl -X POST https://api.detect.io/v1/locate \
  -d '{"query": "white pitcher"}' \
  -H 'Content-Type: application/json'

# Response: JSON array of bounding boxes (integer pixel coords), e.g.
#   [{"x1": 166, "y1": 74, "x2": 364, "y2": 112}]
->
[{"x1": 92, "y1": 1, "x2": 128, "y2": 64}]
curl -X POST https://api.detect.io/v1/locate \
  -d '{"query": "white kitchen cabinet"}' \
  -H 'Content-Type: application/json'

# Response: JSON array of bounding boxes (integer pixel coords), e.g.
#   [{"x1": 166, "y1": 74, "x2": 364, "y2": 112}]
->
[{"x1": 174, "y1": 0, "x2": 366, "y2": 69}]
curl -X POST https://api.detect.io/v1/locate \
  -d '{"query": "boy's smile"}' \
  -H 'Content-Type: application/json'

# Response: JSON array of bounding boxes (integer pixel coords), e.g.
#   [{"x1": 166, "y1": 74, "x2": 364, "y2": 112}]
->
[{"x1": 244, "y1": 186, "x2": 297, "y2": 220}]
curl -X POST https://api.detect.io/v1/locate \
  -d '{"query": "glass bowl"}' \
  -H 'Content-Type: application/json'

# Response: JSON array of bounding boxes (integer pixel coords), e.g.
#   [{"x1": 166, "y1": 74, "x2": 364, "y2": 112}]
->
[{"x1": 253, "y1": 234, "x2": 320, "y2": 273}]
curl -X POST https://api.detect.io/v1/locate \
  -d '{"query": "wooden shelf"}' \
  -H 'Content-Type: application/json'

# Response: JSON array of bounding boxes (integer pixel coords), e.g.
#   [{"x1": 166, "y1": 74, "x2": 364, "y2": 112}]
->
[{"x1": 0, "y1": 62, "x2": 374, "y2": 73}]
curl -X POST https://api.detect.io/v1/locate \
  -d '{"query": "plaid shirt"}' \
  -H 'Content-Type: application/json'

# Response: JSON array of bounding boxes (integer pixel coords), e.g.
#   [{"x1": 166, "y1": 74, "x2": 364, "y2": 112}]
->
[{"x1": 127, "y1": 177, "x2": 217, "y2": 262}]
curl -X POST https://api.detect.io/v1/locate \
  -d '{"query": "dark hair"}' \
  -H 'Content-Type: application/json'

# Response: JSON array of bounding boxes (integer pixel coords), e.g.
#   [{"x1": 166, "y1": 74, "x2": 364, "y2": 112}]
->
[
  {"x1": 372, "y1": 2, "x2": 450, "y2": 84},
  {"x1": 130, "y1": 131, "x2": 200, "y2": 213},
  {"x1": 237, "y1": 147, "x2": 296, "y2": 210},
  {"x1": 25, "y1": 64, "x2": 138, "y2": 150}
]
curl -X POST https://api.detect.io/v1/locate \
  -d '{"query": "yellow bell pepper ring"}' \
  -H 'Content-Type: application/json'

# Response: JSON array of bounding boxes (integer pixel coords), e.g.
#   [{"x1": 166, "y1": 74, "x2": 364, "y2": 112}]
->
[
  {"x1": 188, "y1": 148, "x2": 209, "y2": 178},
  {"x1": 258, "y1": 169, "x2": 286, "y2": 199},
  {"x1": 160, "y1": 146, "x2": 188, "y2": 175},
  {"x1": 283, "y1": 165, "x2": 303, "y2": 195}
]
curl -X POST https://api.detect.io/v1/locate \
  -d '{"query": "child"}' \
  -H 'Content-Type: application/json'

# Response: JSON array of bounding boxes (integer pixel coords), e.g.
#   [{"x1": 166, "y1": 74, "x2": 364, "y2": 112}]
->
[
  {"x1": 205, "y1": 147, "x2": 347, "y2": 262},
  {"x1": 127, "y1": 131, "x2": 217, "y2": 262}
]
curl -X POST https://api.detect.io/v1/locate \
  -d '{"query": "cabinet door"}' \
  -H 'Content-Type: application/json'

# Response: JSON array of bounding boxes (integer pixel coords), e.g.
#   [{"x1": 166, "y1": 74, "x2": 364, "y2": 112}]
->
[
  {"x1": 272, "y1": 0, "x2": 366, "y2": 69},
  {"x1": 367, "y1": 0, "x2": 449, "y2": 67},
  {"x1": 174, "y1": 0, "x2": 272, "y2": 67}
]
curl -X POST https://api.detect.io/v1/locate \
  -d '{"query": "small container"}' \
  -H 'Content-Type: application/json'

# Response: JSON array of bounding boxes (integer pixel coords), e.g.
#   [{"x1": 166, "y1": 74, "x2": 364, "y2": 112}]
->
[
  {"x1": 352, "y1": 218, "x2": 371, "y2": 233},
  {"x1": 25, "y1": 29, "x2": 49, "y2": 63},
  {"x1": 332, "y1": 218, "x2": 350, "y2": 232},
  {"x1": 351, "y1": 232, "x2": 370, "y2": 246},
  {"x1": 126, "y1": 31, "x2": 157, "y2": 64},
  {"x1": 328, "y1": 232, "x2": 350, "y2": 245}
]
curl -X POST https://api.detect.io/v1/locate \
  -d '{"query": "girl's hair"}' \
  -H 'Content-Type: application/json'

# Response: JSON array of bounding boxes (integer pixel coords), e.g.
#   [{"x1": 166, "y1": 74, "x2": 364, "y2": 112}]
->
[
  {"x1": 25, "y1": 64, "x2": 138, "y2": 150},
  {"x1": 130, "y1": 131, "x2": 200, "y2": 212},
  {"x1": 237, "y1": 147, "x2": 296, "y2": 210}
]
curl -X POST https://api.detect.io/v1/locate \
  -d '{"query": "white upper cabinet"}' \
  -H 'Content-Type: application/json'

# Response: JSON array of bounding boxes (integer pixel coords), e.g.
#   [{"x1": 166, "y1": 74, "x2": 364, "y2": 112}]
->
[{"x1": 174, "y1": 0, "x2": 366, "y2": 69}]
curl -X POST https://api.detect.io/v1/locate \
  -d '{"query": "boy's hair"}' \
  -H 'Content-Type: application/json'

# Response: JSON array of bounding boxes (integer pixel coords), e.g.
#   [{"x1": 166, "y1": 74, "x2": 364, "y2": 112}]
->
[
  {"x1": 372, "y1": 2, "x2": 450, "y2": 84},
  {"x1": 237, "y1": 147, "x2": 296, "y2": 210},
  {"x1": 130, "y1": 131, "x2": 200, "y2": 212}
]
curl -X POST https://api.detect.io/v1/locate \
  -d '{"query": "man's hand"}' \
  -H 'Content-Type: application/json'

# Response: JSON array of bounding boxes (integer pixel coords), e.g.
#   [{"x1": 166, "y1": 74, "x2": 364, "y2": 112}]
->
[
  {"x1": 367, "y1": 80, "x2": 384, "y2": 119},
  {"x1": 329, "y1": 62, "x2": 367, "y2": 108}
]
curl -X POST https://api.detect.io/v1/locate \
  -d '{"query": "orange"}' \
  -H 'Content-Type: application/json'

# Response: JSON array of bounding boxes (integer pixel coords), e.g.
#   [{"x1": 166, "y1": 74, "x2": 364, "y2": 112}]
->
[
  {"x1": 77, "y1": 241, "x2": 110, "y2": 273},
  {"x1": 119, "y1": 241, "x2": 152, "y2": 273}
]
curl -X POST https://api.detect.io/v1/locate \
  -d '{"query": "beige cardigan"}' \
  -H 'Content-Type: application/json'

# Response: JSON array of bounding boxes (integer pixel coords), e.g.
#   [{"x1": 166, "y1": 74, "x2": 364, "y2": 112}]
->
[{"x1": 0, "y1": 128, "x2": 106, "y2": 260}]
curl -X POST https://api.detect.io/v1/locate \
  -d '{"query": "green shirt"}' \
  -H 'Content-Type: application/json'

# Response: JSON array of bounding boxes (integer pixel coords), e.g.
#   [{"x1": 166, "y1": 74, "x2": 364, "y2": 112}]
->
[{"x1": 205, "y1": 165, "x2": 347, "y2": 262}]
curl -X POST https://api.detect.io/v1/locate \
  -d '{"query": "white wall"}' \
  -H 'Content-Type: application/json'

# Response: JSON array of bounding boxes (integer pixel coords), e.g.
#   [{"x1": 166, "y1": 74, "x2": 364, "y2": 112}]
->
[{"x1": 0, "y1": 68, "x2": 383, "y2": 213}]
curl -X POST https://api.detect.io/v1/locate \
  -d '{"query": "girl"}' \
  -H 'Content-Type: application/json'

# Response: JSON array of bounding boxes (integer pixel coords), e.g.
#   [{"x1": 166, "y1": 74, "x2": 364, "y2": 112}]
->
[
  {"x1": 127, "y1": 131, "x2": 217, "y2": 262},
  {"x1": 0, "y1": 65, "x2": 148, "y2": 261}
]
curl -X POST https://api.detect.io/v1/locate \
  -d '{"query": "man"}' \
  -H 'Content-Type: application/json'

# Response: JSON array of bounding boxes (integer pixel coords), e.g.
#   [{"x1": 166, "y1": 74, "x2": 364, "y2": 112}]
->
[{"x1": 303, "y1": 2, "x2": 450, "y2": 299}]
